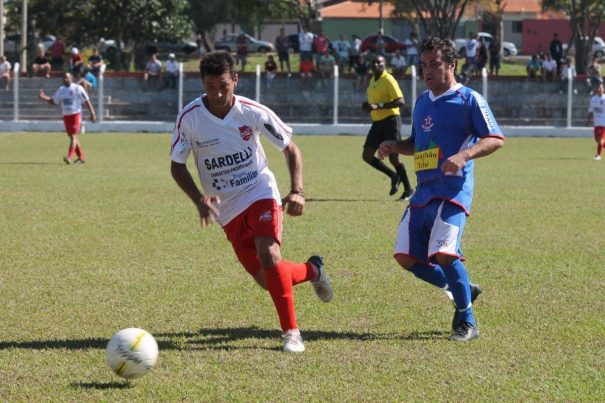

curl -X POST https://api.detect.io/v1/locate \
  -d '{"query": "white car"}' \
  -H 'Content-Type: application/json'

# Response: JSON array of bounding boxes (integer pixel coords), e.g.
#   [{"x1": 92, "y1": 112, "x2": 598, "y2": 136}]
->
[
  {"x1": 562, "y1": 37, "x2": 605, "y2": 58},
  {"x1": 454, "y1": 32, "x2": 518, "y2": 57}
]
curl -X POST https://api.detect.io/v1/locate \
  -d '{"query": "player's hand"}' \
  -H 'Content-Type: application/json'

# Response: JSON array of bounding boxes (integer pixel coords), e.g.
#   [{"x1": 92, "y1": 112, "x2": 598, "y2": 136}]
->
[
  {"x1": 90, "y1": 113, "x2": 97, "y2": 123},
  {"x1": 282, "y1": 192, "x2": 304, "y2": 217},
  {"x1": 377, "y1": 140, "x2": 397, "y2": 160},
  {"x1": 441, "y1": 153, "x2": 468, "y2": 175},
  {"x1": 38, "y1": 89, "x2": 46, "y2": 99},
  {"x1": 196, "y1": 195, "x2": 221, "y2": 227},
  {"x1": 362, "y1": 102, "x2": 372, "y2": 112}
]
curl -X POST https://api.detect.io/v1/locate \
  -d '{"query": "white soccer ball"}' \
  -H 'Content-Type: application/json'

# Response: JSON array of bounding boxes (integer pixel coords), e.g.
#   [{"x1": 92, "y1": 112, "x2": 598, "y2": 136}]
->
[{"x1": 106, "y1": 328, "x2": 159, "y2": 380}]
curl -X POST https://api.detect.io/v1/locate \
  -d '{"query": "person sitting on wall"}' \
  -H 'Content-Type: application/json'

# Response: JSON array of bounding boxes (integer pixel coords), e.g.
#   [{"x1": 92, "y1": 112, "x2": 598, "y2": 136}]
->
[{"x1": 526, "y1": 55, "x2": 541, "y2": 80}]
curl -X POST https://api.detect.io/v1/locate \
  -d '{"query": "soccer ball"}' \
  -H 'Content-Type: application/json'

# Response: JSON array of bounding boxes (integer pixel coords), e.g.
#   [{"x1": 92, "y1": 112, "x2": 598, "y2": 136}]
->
[{"x1": 106, "y1": 328, "x2": 159, "y2": 380}]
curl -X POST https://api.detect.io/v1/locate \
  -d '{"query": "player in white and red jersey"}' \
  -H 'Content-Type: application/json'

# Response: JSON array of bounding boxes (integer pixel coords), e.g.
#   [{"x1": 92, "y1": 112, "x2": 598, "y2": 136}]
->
[
  {"x1": 38, "y1": 72, "x2": 96, "y2": 164},
  {"x1": 170, "y1": 51, "x2": 333, "y2": 353},
  {"x1": 587, "y1": 82, "x2": 605, "y2": 160}
]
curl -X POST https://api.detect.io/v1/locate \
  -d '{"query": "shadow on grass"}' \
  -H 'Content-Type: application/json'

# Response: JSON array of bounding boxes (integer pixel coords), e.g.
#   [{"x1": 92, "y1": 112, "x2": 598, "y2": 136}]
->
[
  {"x1": 0, "y1": 161, "x2": 63, "y2": 166},
  {"x1": 306, "y1": 198, "x2": 389, "y2": 202},
  {"x1": 70, "y1": 381, "x2": 133, "y2": 390},
  {"x1": 0, "y1": 327, "x2": 449, "y2": 352}
]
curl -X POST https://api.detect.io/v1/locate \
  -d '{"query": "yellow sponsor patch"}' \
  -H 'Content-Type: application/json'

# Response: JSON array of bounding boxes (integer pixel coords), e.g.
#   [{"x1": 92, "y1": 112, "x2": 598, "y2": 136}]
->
[{"x1": 414, "y1": 147, "x2": 440, "y2": 172}]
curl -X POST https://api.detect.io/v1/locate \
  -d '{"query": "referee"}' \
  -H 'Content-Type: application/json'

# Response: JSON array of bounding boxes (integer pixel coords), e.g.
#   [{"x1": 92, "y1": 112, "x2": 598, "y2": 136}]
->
[{"x1": 362, "y1": 55, "x2": 413, "y2": 200}]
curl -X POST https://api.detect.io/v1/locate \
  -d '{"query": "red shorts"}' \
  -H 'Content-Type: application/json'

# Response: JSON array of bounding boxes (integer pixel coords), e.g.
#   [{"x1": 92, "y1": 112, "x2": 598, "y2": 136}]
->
[
  {"x1": 595, "y1": 126, "x2": 605, "y2": 145},
  {"x1": 63, "y1": 113, "x2": 81, "y2": 136},
  {"x1": 223, "y1": 199, "x2": 283, "y2": 276}
]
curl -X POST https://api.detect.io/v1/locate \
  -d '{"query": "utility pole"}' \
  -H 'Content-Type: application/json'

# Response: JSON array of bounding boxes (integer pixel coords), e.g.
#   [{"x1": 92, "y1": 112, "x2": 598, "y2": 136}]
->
[
  {"x1": 0, "y1": 0, "x2": 5, "y2": 56},
  {"x1": 378, "y1": 0, "x2": 384, "y2": 34},
  {"x1": 21, "y1": 0, "x2": 28, "y2": 73}
]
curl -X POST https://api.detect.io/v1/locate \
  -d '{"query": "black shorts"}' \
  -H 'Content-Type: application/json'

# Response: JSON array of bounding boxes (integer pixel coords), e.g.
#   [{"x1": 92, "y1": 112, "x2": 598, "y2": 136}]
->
[
  {"x1": 364, "y1": 115, "x2": 402, "y2": 149},
  {"x1": 278, "y1": 52, "x2": 289, "y2": 62}
]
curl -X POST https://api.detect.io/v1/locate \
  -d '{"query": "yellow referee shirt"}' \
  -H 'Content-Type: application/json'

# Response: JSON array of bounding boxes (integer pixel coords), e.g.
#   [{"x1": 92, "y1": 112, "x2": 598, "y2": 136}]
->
[{"x1": 367, "y1": 70, "x2": 404, "y2": 121}]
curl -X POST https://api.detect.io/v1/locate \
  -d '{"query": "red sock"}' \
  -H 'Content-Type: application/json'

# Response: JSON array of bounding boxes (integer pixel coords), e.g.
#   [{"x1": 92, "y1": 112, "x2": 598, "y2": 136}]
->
[
  {"x1": 75, "y1": 145, "x2": 84, "y2": 160},
  {"x1": 264, "y1": 260, "x2": 297, "y2": 332},
  {"x1": 67, "y1": 147, "x2": 75, "y2": 160},
  {"x1": 286, "y1": 260, "x2": 315, "y2": 285}
]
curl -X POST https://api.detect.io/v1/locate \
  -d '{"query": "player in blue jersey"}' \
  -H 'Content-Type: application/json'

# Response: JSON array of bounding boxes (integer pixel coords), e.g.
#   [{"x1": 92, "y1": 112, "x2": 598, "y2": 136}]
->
[{"x1": 378, "y1": 37, "x2": 505, "y2": 341}]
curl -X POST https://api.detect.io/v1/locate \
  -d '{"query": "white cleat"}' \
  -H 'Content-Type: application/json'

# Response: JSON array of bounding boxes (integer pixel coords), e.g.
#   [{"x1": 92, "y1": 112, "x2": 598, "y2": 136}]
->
[
  {"x1": 282, "y1": 331, "x2": 305, "y2": 353},
  {"x1": 594, "y1": 155, "x2": 602, "y2": 161},
  {"x1": 308, "y1": 255, "x2": 333, "y2": 302}
]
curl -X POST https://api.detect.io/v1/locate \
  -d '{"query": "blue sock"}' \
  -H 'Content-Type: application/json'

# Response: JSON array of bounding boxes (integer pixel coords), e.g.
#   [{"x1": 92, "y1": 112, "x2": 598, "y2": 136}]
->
[
  {"x1": 407, "y1": 263, "x2": 447, "y2": 289},
  {"x1": 442, "y1": 259, "x2": 476, "y2": 326}
]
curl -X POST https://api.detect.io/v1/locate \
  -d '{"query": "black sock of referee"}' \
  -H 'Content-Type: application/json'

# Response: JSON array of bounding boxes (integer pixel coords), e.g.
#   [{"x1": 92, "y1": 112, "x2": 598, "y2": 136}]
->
[
  {"x1": 395, "y1": 163, "x2": 412, "y2": 192},
  {"x1": 369, "y1": 157, "x2": 396, "y2": 179}
]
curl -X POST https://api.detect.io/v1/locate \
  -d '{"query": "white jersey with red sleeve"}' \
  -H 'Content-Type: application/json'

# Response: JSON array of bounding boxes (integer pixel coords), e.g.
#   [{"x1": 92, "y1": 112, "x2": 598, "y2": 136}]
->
[
  {"x1": 170, "y1": 95, "x2": 293, "y2": 226},
  {"x1": 51, "y1": 83, "x2": 90, "y2": 116},
  {"x1": 589, "y1": 94, "x2": 605, "y2": 127}
]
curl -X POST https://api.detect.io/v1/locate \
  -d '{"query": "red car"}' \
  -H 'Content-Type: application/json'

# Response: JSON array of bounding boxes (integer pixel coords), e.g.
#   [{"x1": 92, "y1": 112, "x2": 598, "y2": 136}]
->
[{"x1": 361, "y1": 34, "x2": 407, "y2": 54}]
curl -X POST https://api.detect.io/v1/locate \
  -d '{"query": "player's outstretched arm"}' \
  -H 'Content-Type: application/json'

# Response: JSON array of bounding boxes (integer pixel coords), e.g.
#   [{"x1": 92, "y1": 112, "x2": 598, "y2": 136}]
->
[
  {"x1": 171, "y1": 161, "x2": 220, "y2": 226},
  {"x1": 38, "y1": 89, "x2": 53, "y2": 104},
  {"x1": 281, "y1": 141, "x2": 304, "y2": 217}
]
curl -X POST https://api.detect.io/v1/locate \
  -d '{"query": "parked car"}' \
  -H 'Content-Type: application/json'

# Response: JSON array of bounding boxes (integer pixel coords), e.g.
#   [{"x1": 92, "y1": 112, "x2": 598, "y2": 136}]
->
[
  {"x1": 361, "y1": 34, "x2": 406, "y2": 54},
  {"x1": 214, "y1": 33, "x2": 275, "y2": 53},
  {"x1": 3, "y1": 34, "x2": 55, "y2": 53},
  {"x1": 144, "y1": 40, "x2": 199, "y2": 57},
  {"x1": 454, "y1": 32, "x2": 518, "y2": 57},
  {"x1": 562, "y1": 36, "x2": 605, "y2": 58}
]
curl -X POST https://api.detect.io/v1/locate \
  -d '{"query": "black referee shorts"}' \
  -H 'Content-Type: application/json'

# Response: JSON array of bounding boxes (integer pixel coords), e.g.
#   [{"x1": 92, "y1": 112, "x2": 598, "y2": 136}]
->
[{"x1": 363, "y1": 115, "x2": 402, "y2": 149}]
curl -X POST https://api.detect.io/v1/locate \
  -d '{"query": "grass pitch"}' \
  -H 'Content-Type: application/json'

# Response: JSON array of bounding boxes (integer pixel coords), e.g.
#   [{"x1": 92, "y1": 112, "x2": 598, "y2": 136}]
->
[{"x1": 0, "y1": 132, "x2": 604, "y2": 401}]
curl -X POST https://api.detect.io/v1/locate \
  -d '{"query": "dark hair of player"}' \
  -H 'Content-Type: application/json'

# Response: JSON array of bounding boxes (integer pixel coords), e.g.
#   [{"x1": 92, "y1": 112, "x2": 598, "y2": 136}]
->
[
  {"x1": 420, "y1": 36, "x2": 457, "y2": 65},
  {"x1": 199, "y1": 51, "x2": 237, "y2": 79}
]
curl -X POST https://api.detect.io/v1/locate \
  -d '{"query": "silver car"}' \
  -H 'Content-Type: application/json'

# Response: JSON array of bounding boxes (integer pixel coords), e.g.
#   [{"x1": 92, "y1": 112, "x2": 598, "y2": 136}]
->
[{"x1": 214, "y1": 33, "x2": 274, "y2": 53}]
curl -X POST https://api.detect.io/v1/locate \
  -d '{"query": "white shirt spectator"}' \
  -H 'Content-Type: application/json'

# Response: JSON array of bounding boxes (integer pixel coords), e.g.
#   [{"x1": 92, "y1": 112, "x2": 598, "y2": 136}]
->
[
  {"x1": 350, "y1": 37, "x2": 362, "y2": 56},
  {"x1": 561, "y1": 63, "x2": 577, "y2": 80},
  {"x1": 299, "y1": 31, "x2": 314, "y2": 52},
  {"x1": 466, "y1": 38, "x2": 478, "y2": 58},
  {"x1": 165, "y1": 59, "x2": 179, "y2": 75},
  {"x1": 333, "y1": 39, "x2": 351, "y2": 60},
  {"x1": 0, "y1": 59, "x2": 11, "y2": 77},
  {"x1": 404, "y1": 38, "x2": 418, "y2": 56},
  {"x1": 390, "y1": 54, "x2": 407, "y2": 70},
  {"x1": 541, "y1": 59, "x2": 557, "y2": 74}
]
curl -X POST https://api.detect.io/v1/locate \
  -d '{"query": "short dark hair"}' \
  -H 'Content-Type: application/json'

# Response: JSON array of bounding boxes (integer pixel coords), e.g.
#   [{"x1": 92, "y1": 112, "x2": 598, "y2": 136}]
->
[
  {"x1": 420, "y1": 36, "x2": 457, "y2": 64},
  {"x1": 199, "y1": 51, "x2": 237, "y2": 79}
]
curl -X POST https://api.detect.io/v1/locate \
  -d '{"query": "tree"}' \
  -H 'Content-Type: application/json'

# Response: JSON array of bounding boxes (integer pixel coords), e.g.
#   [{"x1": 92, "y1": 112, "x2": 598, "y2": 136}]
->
[
  {"x1": 384, "y1": 0, "x2": 478, "y2": 39},
  {"x1": 542, "y1": 0, "x2": 605, "y2": 74}
]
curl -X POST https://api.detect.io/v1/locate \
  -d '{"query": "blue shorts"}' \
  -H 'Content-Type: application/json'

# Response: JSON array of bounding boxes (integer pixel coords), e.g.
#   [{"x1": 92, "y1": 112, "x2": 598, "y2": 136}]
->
[{"x1": 394, "y1": 199, "x2": 467, "y2": 266}]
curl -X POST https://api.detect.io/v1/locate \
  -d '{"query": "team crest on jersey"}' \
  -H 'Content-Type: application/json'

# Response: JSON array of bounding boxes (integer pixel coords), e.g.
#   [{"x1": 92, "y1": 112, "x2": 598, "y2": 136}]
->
[
  {"x1": 264, "y1": 123, "x2": 283, "y2": 141},
  {"x1": 422, "y1": 115, "x2": 434, "y2": 132},
  {"x1": 239, "y1": 125, "x2": 253, "y2": 141}
]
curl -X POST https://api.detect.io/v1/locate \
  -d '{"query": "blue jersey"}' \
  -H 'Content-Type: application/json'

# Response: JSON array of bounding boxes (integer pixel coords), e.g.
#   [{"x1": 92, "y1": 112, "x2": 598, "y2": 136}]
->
[{"x1": 409, "y1": 83, "x2": 504, "y2": 214}]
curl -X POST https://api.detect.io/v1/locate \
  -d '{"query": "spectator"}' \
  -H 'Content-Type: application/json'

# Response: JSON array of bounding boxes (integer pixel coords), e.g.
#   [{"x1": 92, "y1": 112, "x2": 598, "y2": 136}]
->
[
  {"x1": 298, "y1": 26, "x2": 314, "y2": 62},
  {"x1": 264, "y1": 54, "x2": 278, "y2": 88},
  {"x1": 488, "y1": 38, "x2": 501, "y2": 76},
  {"x1": 32, "y1": 50, "x2": 51, "y2": 78},
  {"x1": 313, "y1": 31, "x2": 330, "y2": 70},
  {"x1": 588, "y1": 82, "x2": 605, "y2": 160},
  {"x1": 163, "y1": 53, "x2": 179, "y2": 89},
  {"x1": 586, "y1": 57, "x2": 602, "y2": 95},
  {"x1": 87, "y1": 48, "x2": 104, "y2": 76},
  {"x1": 77, "y1": 67, "x2": 97, "y2": 92},
  {"x1": 375, "y1": 30, "x2": 386, "y2": 56},
  {"x1": 559, "y1": 57, "x2": 577, "y2": 95},
  {"x1": 318, "y1": 50, "x2": 336, "y2": 82},
  {"x1": 349, "y1": 34, "x2": 362, "y2": 73},
  {"x1": 299, "y1": 58, "x2": 314, "y2": 86},
  {"x1": 235, "y1": 32, "x2": 248, "y2": 72},
  {"x1": 49, "y1": 36, "x2": 65, "y2": 71},
  {"x1": 332, "y1": 34, "x2": 351, "y2": 73},
  {"x1": 465, "y1": 32, "x2": 478, "y2": 72},
  {"x1": 68, "y1": 47, "x2": 84, "y2": 76},
  {"x1": 456, "y1": 60, "x2": 473, "y2": 85},
  {"x1": 275, "y1": 28, "x2": 292, "y2": 77},
  {"x1": 390, "y1": 49, "x2": 407, "y2": 79},
  {"x1": 143, "y1": 53, "x2": 162, "y2": 90},
  {"x1": 354, "y1": 54, "x2": 369, "y2": 91},
  {"x1": 541, "y1": 54, "x2": 557, "y2": 81},
  {"x1": 0, "y1": 55, "x2": 11, "y2": 90},
  {"x1": 550, "y1": 33, "x2": 564, "y2": 77},
  {"x1": 403, "y1": 32, "x2": 419, "y2": 74},
  {"x1": 526, "y1": 55, "x2": 541, "y2": 79},
  {"x1": 476, "y1": 38, "x2": 488, "y2": 73}
]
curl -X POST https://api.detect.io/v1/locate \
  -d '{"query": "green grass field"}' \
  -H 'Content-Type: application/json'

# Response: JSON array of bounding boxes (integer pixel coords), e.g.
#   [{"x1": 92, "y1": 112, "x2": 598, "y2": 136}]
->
[{"x1": 1, "y1": 133, "x2": 604, "y2": 401}]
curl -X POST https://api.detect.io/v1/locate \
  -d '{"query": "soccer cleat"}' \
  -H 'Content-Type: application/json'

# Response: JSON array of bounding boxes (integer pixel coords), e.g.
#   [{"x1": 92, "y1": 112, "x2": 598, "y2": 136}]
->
[
  {"x1": 389, "y1": 175, "x2": 401, "y2": 196},
  {"x1": 451, "y1": 283, "x2": 482, "y2": 331},
  {"x1": 282, "y1": 331, "x2": 305, "y2": 353},
  {"x1": 449, "y1": 320, "x2": 479, "y2": 341},
  {"x1": 63, "y1": 156, "x2": 71, "y2": 165},
  {"x1": 308, "y1": 255, "x2": 333, "y2": 303},
  {"x1": 398, "y1": 189, "x2": 414, "y2": 201},
  {"x1": 74, "y1": 159, "x2": 86, "y2": 164},
  {"x1": 594, "y1": 155, "x2": 602, "y2": 161}
]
